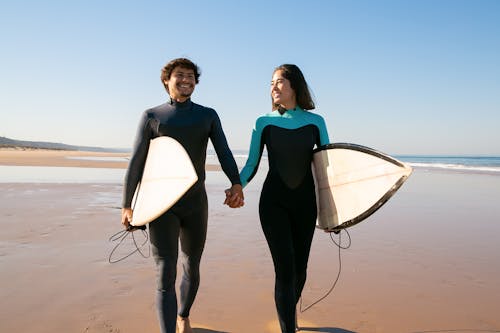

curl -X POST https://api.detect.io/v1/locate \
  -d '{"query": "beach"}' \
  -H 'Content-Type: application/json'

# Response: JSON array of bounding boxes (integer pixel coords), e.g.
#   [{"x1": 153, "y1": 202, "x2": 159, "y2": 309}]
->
[{"x1": 1, "y1": 149, "x2": 500, "y2": 333}]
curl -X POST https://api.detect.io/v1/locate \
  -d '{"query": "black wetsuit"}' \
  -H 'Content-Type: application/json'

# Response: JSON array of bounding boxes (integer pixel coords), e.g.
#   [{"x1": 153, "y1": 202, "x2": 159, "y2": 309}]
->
[
  {"x1": 123, "y1": 98, "x2": 240, "y2": 333},
  {"x1": 239, "y1": 107, "x2": 329, "y2": 333}
]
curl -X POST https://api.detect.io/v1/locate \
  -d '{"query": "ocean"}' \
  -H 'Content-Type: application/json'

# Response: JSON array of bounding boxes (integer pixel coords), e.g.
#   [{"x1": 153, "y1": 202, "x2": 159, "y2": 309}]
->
[{"x1": 396, "y1": 155, "x2": 500, "y2": 174}]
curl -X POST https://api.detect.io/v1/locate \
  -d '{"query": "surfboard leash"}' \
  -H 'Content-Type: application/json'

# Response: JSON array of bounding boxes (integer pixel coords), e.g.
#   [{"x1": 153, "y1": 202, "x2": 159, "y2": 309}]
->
[
  {"x1": 107, "y1": 177, "x2": 151, "y2": 264},
  {"x1": 108, "y1": 225, "x2": 150, "y2": 263},
  {"x1": 299, "y1": 228, "x2": 351, "y2": 312}
]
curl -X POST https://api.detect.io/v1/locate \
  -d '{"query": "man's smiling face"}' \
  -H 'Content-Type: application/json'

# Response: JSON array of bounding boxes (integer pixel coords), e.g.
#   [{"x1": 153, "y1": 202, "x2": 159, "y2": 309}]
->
[{"x1": 165, "y1": 66, "x2": 196, "y2": 102}]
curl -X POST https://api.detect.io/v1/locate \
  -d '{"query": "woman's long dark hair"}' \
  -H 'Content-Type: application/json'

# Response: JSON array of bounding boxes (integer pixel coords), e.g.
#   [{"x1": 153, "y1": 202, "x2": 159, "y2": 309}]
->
[{"x1": 272, "y1": 64, "x2": 315, "y2": 111}]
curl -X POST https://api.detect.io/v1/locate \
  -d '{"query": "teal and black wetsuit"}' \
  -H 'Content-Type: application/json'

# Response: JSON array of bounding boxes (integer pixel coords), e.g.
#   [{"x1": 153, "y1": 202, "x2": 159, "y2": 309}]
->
[
  {"x1": 240, "y1": 107, "x2": 329, "y2": 333},
  {"x1": 123, "y1": 98, "x2": 240, "y2": 333}
]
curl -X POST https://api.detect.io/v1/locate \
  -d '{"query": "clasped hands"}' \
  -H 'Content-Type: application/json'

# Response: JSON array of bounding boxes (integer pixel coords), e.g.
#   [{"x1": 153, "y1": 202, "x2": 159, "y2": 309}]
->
[{"x1": 224, "y1": 184, "x2": 244, "y2": 208}]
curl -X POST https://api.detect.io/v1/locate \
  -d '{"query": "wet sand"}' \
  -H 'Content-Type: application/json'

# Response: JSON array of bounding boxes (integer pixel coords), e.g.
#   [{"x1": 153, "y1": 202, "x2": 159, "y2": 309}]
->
[{"x1": 1, "y1": 152, "x2": 500, "y2": 332}]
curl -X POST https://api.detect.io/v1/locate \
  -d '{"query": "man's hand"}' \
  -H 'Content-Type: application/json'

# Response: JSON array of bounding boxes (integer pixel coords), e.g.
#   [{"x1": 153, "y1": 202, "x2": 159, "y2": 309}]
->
[
  {"x1": 223, "y1": 184, "x2": 244, "y2": 208},
  {"x1": 121, "y1": 208, "x2": 133, "y2": 229}
]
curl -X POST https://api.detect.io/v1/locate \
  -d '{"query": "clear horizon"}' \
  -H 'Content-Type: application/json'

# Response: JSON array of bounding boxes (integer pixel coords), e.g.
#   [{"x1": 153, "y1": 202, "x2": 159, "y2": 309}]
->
[{"x1": 1, "y1": 0, "x2": 499, "y2": 156}]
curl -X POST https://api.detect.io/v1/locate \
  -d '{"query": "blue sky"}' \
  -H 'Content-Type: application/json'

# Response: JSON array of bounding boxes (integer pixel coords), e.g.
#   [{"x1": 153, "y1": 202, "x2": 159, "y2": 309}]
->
[{"x1": 1, "y1": 0, "x2": 499, "y2": 155}]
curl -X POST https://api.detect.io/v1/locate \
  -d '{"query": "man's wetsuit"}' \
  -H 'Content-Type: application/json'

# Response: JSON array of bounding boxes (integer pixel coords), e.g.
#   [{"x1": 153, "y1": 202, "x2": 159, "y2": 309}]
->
[
  {"x1": 240, "y1": 107, "x2": 329, "y2": 333},
  {"x1": 123, "y1": 98, "x2": 240, "y2": 333}
]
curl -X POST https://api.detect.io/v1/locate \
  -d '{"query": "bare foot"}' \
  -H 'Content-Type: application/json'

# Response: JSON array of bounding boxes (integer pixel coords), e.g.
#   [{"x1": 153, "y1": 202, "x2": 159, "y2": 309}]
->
[{"x1": 177, "y1": 316, "x2": 193, "y2": 333}]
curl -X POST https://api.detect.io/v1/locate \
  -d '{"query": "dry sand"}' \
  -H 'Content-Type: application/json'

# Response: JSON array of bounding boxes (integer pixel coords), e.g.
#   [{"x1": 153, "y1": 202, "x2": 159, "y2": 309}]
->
[
  {"x1": 0, "y1": 148, "x2": 130, "y2": 168},
  {"x1": 0, "y1": 148, "x2": 220, "y2": 171},
  {"x1": 1, "y1": 150, "x2": 500, "y2": 332}
]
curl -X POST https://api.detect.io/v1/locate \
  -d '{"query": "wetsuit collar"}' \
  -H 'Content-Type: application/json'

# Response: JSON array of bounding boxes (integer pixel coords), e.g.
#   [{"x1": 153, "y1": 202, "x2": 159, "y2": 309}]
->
[
  {"x1": 274, "y1": 106, "x2": 303, "y2": 117},
  {"x1": 169, "y1": 97, "x2": 192, "y2": 108}
]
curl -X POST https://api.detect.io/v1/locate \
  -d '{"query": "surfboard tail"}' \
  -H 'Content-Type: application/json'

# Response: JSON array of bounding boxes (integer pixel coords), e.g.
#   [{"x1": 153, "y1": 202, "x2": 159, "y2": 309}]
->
[{"x1": 313, "y1": 143, "x2": 412, "y2": 231}]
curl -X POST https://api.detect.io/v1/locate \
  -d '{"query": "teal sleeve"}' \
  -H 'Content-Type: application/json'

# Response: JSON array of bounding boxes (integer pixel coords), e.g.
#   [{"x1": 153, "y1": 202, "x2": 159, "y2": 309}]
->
[
  {"x1": 317, "y1": 115, "x2": 330, "y2": 146},
  {"x1": 239, "y1": 121, "x2": 264, "y2": 187}
]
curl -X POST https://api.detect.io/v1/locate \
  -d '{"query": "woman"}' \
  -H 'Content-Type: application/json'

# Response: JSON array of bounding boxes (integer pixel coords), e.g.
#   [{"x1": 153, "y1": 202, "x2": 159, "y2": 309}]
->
[{"x1": 230, "y1": 64, "x2": 330, "y2": 332}]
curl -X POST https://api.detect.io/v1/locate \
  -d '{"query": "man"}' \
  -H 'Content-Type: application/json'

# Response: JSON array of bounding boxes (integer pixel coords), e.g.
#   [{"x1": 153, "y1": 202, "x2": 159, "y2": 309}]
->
[{"x1": 121, "y1": 58, "x2": 243, "y2": 333}]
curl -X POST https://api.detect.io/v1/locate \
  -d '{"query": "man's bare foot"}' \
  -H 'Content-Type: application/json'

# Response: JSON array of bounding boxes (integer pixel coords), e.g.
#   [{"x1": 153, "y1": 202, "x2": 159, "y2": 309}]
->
[{"x1": 177, "y1": 316, "x2": 193, "y2": 333}]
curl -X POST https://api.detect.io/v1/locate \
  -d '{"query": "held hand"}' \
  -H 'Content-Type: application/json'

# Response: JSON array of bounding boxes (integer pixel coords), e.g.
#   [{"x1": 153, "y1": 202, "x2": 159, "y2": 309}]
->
[
  {"x1": 223, "y1": 184, "x2": 244, "y2": 208},
  {"x1": 224, "y1": 189, "x2": 232, "y2": 204},
  {"x1": 121, "y1": 208, "x2": 133, "y2": 229}
]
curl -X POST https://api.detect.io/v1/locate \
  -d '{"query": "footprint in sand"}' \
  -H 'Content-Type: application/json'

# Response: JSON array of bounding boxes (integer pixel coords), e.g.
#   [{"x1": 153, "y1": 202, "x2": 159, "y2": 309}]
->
[{"x1": 84, "y1": 315, "x2": 120, "y2": 333}]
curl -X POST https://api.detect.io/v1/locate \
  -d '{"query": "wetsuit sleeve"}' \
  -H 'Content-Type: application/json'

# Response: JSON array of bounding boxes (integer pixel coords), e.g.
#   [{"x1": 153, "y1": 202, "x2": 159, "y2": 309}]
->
[
  {"x1": 122, "y1": 112, "x2": 154, "y2": 208},
  {"x1": 209, "y1": 110, "x2": 241, "y2": 185},
  {"x1": 239, "y1": 119, "x2": 265, "y2": 187}
]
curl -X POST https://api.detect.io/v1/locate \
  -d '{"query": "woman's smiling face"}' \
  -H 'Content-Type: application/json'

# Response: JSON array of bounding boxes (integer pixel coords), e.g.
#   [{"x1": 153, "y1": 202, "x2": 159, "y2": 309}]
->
[{"x1": 271, "y1": 70, "x2": 296, "y2": 110}]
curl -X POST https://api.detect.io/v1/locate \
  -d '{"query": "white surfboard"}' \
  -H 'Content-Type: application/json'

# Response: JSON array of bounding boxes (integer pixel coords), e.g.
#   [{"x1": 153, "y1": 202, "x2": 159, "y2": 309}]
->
[
  {"x1": 130, "y1": 136, "x2": 198, "y2": 226},
  {"x1": 312, "y1": 143, "x2": 412, "y2": 232}
]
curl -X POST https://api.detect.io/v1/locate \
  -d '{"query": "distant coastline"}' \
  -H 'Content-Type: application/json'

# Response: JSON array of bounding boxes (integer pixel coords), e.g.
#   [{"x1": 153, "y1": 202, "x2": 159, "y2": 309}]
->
[{"x1": 0, "y1": 136, "x2": 130, "y2": 153}]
